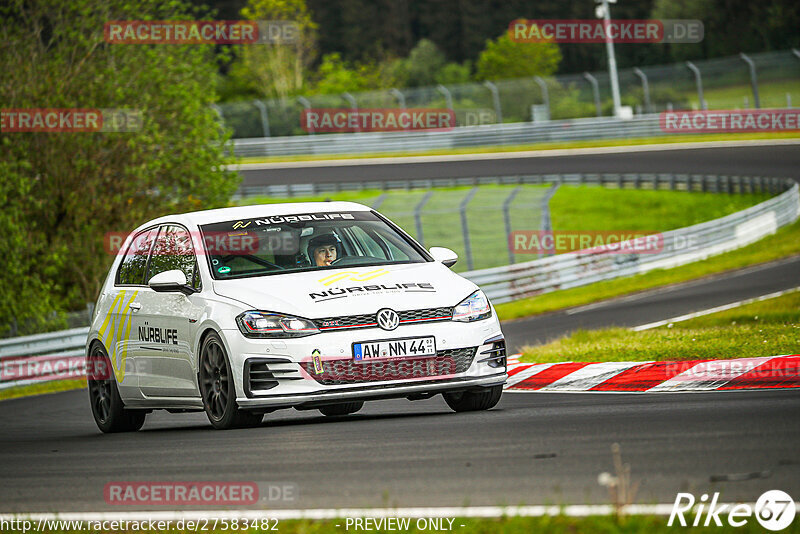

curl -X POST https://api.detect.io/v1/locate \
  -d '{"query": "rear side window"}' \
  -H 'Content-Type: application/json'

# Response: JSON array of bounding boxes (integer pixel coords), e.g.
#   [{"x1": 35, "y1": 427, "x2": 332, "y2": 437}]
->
[
  {"x1": 146, "y1": 225, "x2": 200, "y2": 288},
  {"x1": 116, "y1": 227, "x2": 158, "y2": 285}
]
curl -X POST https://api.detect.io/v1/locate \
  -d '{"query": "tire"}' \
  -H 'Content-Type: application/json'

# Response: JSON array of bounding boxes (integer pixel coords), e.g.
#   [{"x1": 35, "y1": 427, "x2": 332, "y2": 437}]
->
[
  {"x1": 199, "y1": 332, "x2": 263, "y2": 430},
  {"x1": 318, "y1": 401, "x2": 364, "y2": 417},
  {"x1": 443, "y1": 385, "x2": 503, "y2": 412},
  {"x1": 87, "y1": 343, "x2": 147, "y2": 433}
]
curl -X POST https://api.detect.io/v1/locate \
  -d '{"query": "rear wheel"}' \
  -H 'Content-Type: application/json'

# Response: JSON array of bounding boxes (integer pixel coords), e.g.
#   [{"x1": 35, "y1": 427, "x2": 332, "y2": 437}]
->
[
  {"x1": 318, "y1": 401, "x2": 364, "y2": 416},
  {"x1": 199, "y1": 332, "x2": 263, "y2": 430},
  {"x1": 443, "y1": 385, "x2": 503, "y2": 412},
  {"x1": 87, "y1": 344, "x2": 147, "y2": 433}
]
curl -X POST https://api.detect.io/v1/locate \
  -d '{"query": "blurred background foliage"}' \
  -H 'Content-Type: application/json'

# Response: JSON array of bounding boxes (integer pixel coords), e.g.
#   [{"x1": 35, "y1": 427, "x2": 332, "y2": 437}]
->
[{"x1": 1, "y1": 0, "x2": 798, "y2": 335}]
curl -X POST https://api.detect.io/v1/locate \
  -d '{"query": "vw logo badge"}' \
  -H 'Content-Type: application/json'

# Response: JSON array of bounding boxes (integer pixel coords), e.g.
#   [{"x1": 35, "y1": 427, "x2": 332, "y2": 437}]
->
[{"x1": 376, "y1": 308, "x2": 400, "y2": 331}]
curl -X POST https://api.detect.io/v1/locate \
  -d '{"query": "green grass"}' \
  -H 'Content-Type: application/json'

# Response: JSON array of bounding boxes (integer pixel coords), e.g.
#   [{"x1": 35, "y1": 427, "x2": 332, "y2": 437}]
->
[
  {"x1": 520, "y1": 290, "x2": 800, "y2": 363},
  {"x1": 0, "y1": 378, "x2": 86, "y2": 402},
  {"x1": 236, "y1": 185, "x2": 770, "y2": 272},
  {"x1": 550, "y1": 187, "x2": 769, "y2": 231},
  {"x1": 689, "y1": 78, "x2": 800, "y2": 110},
  {"x1": 234, "y1": 131, "x2": 800, "y2": 164},
  {"x1": 497, "y1": 217, "x2": 800, "y2": 321},
  {"x1": 4, "y1": 515, "x2": 796, "y2": 534}
]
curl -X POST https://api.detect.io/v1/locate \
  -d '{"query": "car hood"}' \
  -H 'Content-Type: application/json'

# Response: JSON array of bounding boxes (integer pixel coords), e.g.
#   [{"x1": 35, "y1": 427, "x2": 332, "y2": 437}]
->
[{"x1": 212, "y1": 262, "x2": 477, "y2": 318}]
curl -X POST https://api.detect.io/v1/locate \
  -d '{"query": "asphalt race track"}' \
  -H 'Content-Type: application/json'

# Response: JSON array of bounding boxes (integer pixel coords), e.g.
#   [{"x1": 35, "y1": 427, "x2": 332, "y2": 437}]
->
[
  {"x1": 1, "y1": 388, "x2": 798, "y2": 511},
  {"x1": 238, "y1": 142, "x2": 800, "y2": 186},
  {"x1": 2, "y1": 142, "x2": 799, "y2": 512}
]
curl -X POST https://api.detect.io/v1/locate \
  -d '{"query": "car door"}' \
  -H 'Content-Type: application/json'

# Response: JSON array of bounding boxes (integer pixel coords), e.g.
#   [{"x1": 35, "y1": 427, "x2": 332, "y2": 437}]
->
[
  {"x1": 134, "y1": 224, "x2": 203, "y2": 398},
  {"x1": 98, "y1": 226, "x2": 159, "y2": 400}
]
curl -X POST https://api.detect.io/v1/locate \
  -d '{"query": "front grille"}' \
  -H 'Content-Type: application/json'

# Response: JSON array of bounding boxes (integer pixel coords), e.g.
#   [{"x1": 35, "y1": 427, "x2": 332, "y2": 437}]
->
[
  {"x1": 315, "y1": 307, "x2": 453, "y2": 332},
  {"x1": 246, "y1": 361, "x2": 278, "y2": 393},
  {"x1": 300, "y1": 347, "x2": 477, "y2": 386},
  {"x1": 478, "y1": 338, "x2": 506, "y2": 369},
  {"x1": 245, "y1": 358, "x2": 303, "y2": 396}
]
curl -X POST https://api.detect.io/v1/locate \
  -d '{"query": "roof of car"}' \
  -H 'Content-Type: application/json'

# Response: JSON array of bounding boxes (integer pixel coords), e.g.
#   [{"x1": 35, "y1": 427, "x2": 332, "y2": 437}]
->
[{"x1": 142, "y1": 201, "x2": 373, "y2": 228}]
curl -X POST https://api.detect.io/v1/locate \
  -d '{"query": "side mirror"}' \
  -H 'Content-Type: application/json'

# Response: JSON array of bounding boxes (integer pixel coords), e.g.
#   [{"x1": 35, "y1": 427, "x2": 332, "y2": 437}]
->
[
  {"x1": 148, "y1": 269, "x2": 194, "y2": 295},
  {"x1": 429, "y1": 247, "x2": 458, "y2": 268}
]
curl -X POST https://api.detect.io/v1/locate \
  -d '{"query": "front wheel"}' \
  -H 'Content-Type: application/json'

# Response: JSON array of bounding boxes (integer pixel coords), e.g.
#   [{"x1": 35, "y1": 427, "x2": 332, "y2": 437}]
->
[
  {"x1": 318, "y1": 401, "x2": 364, "y2": 416},
  {"x1": 199, "y1": 332, "x2": 263, "y2": 430},
  {"x1": 443, "y1": 385, "x2": 503, "y2": 412},
  {"x1": 87, "y1": 344, "x2": 147, "y2": 433}
]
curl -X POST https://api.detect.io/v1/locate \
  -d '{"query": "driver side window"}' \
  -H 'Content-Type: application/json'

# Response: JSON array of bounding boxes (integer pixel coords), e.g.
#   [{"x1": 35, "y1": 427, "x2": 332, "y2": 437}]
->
[{"x1": 146, "y1": 225, "x2": 200, "y2": 289}]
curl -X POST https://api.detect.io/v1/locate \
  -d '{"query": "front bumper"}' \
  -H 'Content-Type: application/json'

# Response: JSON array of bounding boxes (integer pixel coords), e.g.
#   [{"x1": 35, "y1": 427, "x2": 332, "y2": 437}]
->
[
  {"x1": 222, "y1": 317, "x2": 506, "y2": 410},
  {"x1": 236, "y1": 373, "x2": 506, "y2": 409}
]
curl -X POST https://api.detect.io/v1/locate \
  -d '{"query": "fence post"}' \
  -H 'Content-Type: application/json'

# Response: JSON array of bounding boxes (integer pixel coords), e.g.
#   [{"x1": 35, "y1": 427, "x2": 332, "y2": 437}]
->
[
  {"x1": 583, "y1": 72, "x2": 602, "y2": 117},
  {"x1": 633, "y1": 68, "x2": 652, "y2": 113},
  {"x1": 739, "y1": 53, "x2": 760, "y2": 109},
  {"x1": 483, "y1": 81, "x2": 503, "y2": 124},
  {"x1": 390, "y1": 88, "x2": 406, "y2": 109},
  {"x1": 297, "y1": 97, "x2": 313, "y2": 135},
  {"x1": 534, "y1": 76, "x2": 550, "y2": 120},
  {"x1": 342, "y1": 92, "x2": 359, "y2": 132},
  {"x1": 502, "y1": 187, "x2": 521, "y2": 264},
  {"x1": 253, "y1": 100, "x2": 271, "y2": 137},
  {"x1": 437, "y1": 85, "x2": 454, "y2": 112},
  {"x1": 460, "y1": 187, "x2": 479, "y2": 270},
  {"x1": 540, "y1": 183, "x2": 559, "y2": 257},
  {"x1": 414, "y1": 191, "x2": 434, "y2": 246},
  {"x1": 371, "y1": 193, "x2": 386, "y2": 210},
  {"x1": 685, "y1": 62, "x2": 707, "y2": 110}
]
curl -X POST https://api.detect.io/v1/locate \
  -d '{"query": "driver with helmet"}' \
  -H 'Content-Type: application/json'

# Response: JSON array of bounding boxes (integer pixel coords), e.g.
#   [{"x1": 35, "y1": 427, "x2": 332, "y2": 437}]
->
[{"x1": 307, "y1": 232, "x2": 340, "y2": 266}]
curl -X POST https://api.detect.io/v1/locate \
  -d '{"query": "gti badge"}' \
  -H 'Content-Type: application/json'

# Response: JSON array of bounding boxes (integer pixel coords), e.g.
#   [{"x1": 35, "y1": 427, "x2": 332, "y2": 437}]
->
[{"x1": 376, "y1": 308, "x2": 400, "y2": 331}]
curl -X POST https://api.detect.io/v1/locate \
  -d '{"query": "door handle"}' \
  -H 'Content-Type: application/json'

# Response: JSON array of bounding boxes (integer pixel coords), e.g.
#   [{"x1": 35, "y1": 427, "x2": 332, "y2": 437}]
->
[{"x1": 129, "y1": 302, "x2": 142, "y2": 311}]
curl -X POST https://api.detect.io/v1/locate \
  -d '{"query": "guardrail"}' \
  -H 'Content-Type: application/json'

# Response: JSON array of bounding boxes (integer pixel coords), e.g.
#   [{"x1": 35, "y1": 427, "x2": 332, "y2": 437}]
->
[
  {"x1": 1, "y1": 174, "x2": 796, "y2": 390},
  {"x1": 231, "y1": 114, "x2": 671, "y2": 157},
  {"x1": 463, "y1": 179, "x2": 799, "y2": 303},
  {"x1": 0, "y1": 327, "x2": 89, "y2": 390},
  {"x1": 236, "y1": 172, "x2": 791, "y2": 198}
]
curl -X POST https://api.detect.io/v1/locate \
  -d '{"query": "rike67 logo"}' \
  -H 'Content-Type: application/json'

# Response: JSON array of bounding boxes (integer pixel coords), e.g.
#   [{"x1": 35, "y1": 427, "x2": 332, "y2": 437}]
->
[{"x1": 669, "y1": 490, "x2": 796, "y2": 530}]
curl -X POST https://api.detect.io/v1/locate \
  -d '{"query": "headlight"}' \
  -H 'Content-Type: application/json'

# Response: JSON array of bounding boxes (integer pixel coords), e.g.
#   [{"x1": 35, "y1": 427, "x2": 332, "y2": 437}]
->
[
  {"x1": 452, "y1": 290, "x2": 492, "y2": 322},
  {"x1": 236, "y1": 311, "x2": 319, "y2": 338}
]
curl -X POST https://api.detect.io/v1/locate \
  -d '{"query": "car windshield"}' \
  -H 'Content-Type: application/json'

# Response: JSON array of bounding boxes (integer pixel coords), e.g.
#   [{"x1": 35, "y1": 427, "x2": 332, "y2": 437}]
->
[{"x1": 199, "y1": 210, "x2": 429, "y2": 279}]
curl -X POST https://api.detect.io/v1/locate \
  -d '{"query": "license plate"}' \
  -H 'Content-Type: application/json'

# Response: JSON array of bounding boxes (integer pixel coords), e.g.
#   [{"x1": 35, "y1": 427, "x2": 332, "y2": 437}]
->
[{"x1": 353, "y1": 336, "x2": 436, "y2": 363}]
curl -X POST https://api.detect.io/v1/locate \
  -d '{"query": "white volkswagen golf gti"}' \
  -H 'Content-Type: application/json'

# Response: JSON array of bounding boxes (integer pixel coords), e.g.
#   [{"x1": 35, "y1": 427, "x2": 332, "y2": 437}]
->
[{"x1": 87, "y1": 202, "x2": 507, "y2": 431}]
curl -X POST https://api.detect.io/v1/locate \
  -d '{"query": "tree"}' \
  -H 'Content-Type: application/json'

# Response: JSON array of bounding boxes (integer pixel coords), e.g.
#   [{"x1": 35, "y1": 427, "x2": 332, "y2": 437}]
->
[
  {"x1": 475, "y1": 34, "x2": 561, "y2": 81},
  {"x1": 312, "y1": 53, "x2": 396, "y2": 94},
  {"x1": 653, "y1": 0, "x2": 800, "y2": 62},
  {"x1": 389, "y1": 39, "x2": 471, "y2": 87},
  {"x1": 235, "y1": 0, "x2": 318, "y2": 99},
  {"x1": 0, "y1": 0, "x2": 238, "y2": 334}
]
